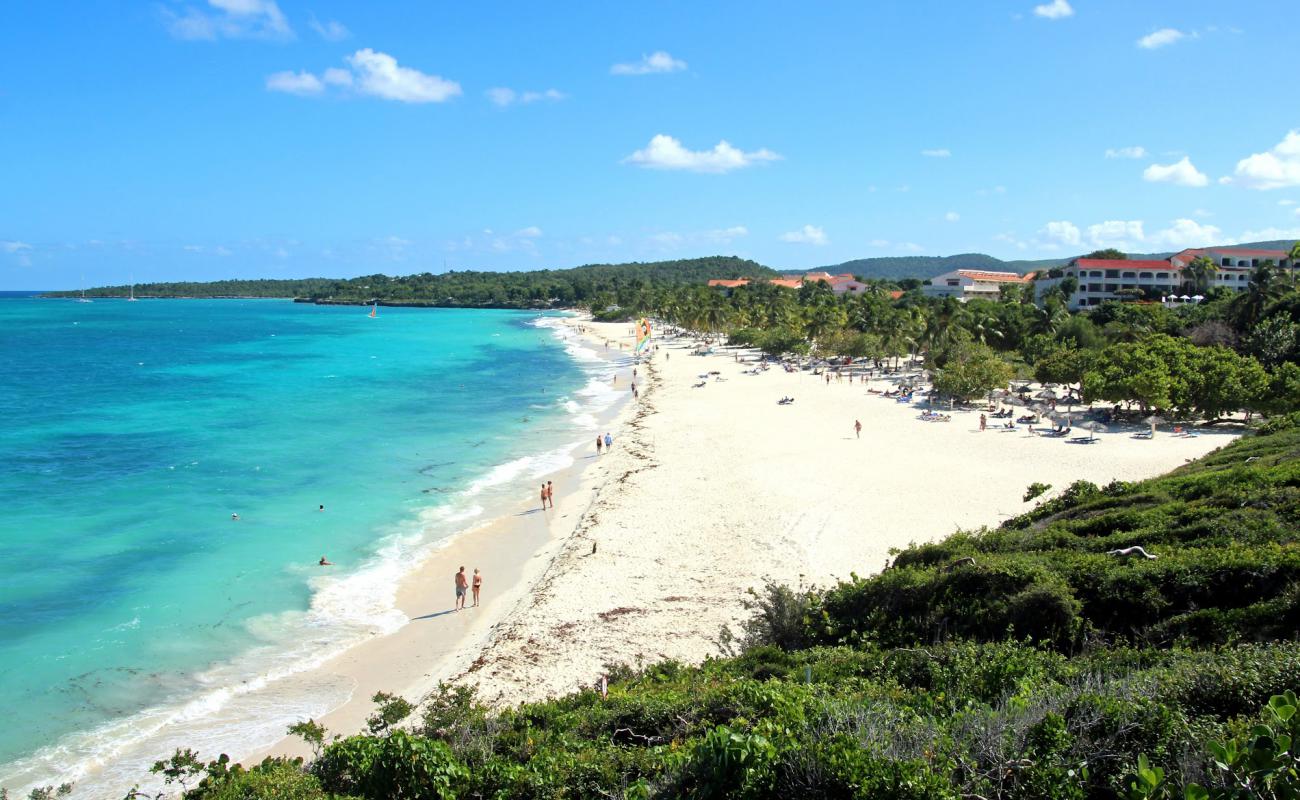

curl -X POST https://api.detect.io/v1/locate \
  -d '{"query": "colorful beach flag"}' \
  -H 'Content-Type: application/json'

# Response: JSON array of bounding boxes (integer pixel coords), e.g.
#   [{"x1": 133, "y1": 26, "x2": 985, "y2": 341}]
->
[{"x1": 635, "y1": 318, "x2": 652, "y2": 353}]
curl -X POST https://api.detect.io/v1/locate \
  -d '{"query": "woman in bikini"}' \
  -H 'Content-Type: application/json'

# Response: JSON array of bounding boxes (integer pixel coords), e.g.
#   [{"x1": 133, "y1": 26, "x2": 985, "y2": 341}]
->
[{"x1": 472, "y1": 568, "x2": 482, "y2": 606}]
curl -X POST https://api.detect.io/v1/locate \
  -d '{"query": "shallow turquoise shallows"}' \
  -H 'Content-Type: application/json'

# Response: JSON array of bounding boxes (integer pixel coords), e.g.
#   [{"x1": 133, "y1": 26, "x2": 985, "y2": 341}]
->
[{"x1": 0, "y1": 299, "x2": 605, "y2": 793}]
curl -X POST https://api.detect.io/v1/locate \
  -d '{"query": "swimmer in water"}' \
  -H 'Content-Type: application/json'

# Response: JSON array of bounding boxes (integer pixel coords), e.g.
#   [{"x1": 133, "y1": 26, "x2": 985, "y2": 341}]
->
[
  {"x1": 231, "y1": 513, "x2": 240, "y2": 521},
  {"x1": 319, "y1": 556, "x2": 333, "y2": 566}
]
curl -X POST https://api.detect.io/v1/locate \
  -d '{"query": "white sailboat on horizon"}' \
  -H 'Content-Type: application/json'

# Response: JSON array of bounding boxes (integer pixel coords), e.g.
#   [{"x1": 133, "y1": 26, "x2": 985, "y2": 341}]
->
[
  {"x1": 75, "y1": 276, "x2": 93, "y2": 303},
  {"x1": 127, "y1": 275, "x2": 138, "y2": 302}
]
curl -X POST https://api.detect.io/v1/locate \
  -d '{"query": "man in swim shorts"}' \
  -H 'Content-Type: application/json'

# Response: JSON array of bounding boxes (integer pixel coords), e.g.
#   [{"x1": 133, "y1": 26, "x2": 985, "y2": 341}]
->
[{"x1": 455, "y1": 566, "x2": 468, "y2": 610}]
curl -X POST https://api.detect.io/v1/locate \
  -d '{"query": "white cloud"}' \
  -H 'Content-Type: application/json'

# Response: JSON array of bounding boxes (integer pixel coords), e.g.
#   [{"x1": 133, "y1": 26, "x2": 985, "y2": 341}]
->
[
  {"x1": 215, "y1": 246, "x2": 232, "y2": 256},
  {"x1": 944, "y1": 211, "x2": 960, "y2": 222},
  {"x1": 622, "y1": 134, "x2": 781, "y2": 174},
  {"x1": 1143, "y1": 156, "x2": 1209, "y2": 187},
  {"x1": 515, "y1": 226, "x2": 543, "y2": 238},
  {"x1": 1041, "y1": 220, "x2": 1081, "y2": 246},
  {"x1": 1193, "y1": 208, "x2": 1213, "y2": 218},
  {"x1": 1138, "y1": 28, "x2": 1186, "y2": 49},
  {"x1": 2, "y1": 240, "x2": 32, "y2": 267},
  {"x1": 610, "y1": 51, "x2": 687, "y2": 75},
  {"x1": 869, "y1": 239, "x2": 891, "y2": 248},
  {"x1": 921, "y1": 148, "x2": 951, "y2": 158},
  {"x1": 648, "y1": 226, "x2": 747, "y2": 248},
  {"x1": 1227, "y1": 130, "x2": 1300, "y2": 190},
  {"x1": 267, "y1": 51, "x2": 459, "y2": 103},
  {"x1": 1105, "y1": 146, "x2": 1147, "y2": 159},
  {"x1": 649, "y1": 232, "x2": 684, "y2": 247},
  {"x1": 1148, "y1": 218, "x2": 1222, "y2": 248},
  {"x1": 1033, "y1": 0, "x2": 1073, "y2": 19},
  {"x1": 779, "y1": 225, "x2": 828, "y2": 246},
  {"x1": 347, "y1": 49, "x2": 461, "y2": 103},
  {"x1": 322, "y1": 67, "x2": 352, "y2": 87},
  {"x1": 994, "y1": 233, "x2": 1030, "y2": 251},
  {"x1": 705, "y1": 226, "x2": 748, "y2": 242},
  {"x1": 164, "y1": 0, "x2": 292, "y2": 40},
  {"x1": 896, "y1": 242, "x2": 924, "y2": 252},
  {"x1": 308, "y1": 16, "x2": 349, "y2": 41},
  {"x1": 521, "y1": 89, "x2": 564, "y2": 103},
  {"x1": 1087, "y1": 220, "x2": 1145, "y2": 249},
  {"x1": 486, "y1": 87, "x2": 516, "y2": 107},
  {"x1": 266, "y1": 70, "x2": 324, "y2": 95},
  {"x1": 1280, "y1": 199, "x2": 1297, "y2": 206},
  {"x1": 487, "y1": 87, "x2": 565, "y2": 107}
]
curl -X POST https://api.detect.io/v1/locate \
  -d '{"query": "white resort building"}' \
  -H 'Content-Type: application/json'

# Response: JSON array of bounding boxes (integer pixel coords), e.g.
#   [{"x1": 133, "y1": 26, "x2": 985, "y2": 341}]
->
[
  {"x1": 922, "y1": 269, "x2": 1033, "y2": 300},
  {"x1": 1034, "y1": 246, "x2": 1296, "y2": 310}
]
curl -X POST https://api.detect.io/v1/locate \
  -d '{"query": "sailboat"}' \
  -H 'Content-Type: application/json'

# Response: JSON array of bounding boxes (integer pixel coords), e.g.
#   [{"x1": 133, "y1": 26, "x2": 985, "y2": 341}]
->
[
  {"x1": 76, "y1": 276, "x2": 93, "y2": 303},
  {"x1": 126, "y1": 275, "x2": 138, "y2": 302},
  {"x1": 368, "y1": 301, "x2": 377, "y2": 318}
]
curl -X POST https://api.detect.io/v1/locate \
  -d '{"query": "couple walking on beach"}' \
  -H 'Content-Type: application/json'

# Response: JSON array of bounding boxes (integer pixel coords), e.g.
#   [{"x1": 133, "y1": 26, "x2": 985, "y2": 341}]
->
[
  {"x1": 540, "y1": 480, "x2": 554, "y2": 510},
  {"x1": 595, "y1": 431, "x2": 613, "y2": 455},
  {"x1": 455, "y1": 566, "x2": 482, "y2": 610}
]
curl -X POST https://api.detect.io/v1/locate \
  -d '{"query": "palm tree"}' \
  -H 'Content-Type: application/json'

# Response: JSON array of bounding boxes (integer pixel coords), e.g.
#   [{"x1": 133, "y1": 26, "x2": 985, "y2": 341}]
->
[
  {"x1": 1235, "y1": 260, "x2": 1289, "y2": 329},
  {"x1": 1181, "y1": 256, "x2": 1217, "y2": 295}
]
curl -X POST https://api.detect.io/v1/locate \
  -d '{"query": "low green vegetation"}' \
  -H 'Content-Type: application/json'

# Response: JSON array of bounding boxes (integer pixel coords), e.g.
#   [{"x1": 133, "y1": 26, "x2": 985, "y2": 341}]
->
[{"x1": 101, "y1": 426, "x2": 1300, "y2": 799}]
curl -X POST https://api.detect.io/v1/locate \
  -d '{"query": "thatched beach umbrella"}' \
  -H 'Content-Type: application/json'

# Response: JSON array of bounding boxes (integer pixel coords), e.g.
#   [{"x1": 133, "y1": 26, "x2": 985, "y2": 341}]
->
[
  {"x1": 1143, "y1": 415, "x2": 1166, "y2": 437},
  {"x1": 1082, "y1": 420, "x2": 1107, "y2": 442}
]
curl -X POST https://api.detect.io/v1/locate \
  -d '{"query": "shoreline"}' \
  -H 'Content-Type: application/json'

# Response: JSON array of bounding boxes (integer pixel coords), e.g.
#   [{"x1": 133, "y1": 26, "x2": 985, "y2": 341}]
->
[{"x1": 243, "y1": 316, "x2": 643, "y2": 763}]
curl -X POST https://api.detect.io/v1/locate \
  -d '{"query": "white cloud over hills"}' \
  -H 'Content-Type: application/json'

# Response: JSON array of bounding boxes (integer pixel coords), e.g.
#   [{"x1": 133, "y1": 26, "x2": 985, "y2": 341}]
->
[
  {"x1": 1137, "y1": 28, "x2": 1186, "y2": 49},
  {"x1": 779, "y1": 225, "x2": 828, "y2": 246},
  {"x1": 1143, "y1": 157, "x2": 1209, "y2": 187},
  {"x1": 164, "y1": 0, "x2": 292, "y2": 40},
  {"x1": 610, "y1": 51, "x2": 687, "y2": 75},
  {"x1": 1032, "y1": 0, "x2": 1073, "y2": 20},
  {"x1": 623, "y1": 135, "x2": 781, "y2": 173},
  {"x1": 266, "y1": 49, "x2": 461, "y2": 103},
  {"x1": 1227, "y1": 130, "x2": 1300, "y2": 190}
]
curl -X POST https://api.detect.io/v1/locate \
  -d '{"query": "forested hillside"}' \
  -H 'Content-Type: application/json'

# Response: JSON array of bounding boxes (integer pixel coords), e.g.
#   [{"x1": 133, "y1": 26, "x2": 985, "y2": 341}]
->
[{"x1": 43, "y1": 257, "x2": 775, "y2": 308}]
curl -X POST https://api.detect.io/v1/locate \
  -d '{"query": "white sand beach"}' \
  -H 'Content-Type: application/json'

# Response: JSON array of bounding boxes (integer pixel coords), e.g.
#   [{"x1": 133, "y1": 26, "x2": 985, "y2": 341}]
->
[{"x1": 244, "y1": 314, "x2": 1237, "y2": 761}]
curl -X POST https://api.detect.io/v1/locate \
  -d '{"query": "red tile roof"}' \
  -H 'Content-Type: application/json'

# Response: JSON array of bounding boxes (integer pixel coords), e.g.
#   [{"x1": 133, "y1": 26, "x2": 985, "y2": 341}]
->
[
  {"x1": 769, "y1": 279, "x2": 804, "y2": 289},
  {"x1": 707, "y1": 279, "x2": 750, "y2": 288}
]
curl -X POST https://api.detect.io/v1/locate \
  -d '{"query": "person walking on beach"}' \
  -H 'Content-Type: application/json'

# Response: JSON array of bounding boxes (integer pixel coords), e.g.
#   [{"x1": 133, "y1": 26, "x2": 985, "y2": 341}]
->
[
  {"x1": 472, "y1": 568, "x2": 482, "y2": 607},
  {"x1": 854, "y1": 419, "x2": 862, "y2": 439},
  {"x1": 596, "y1": 435, "x2": 603, "y2": 455},
  {"x1": 455, "y1": 566, "x2": 468, "y2": 610},
  {"x1": 546, "y1": 480, "x2": 554, "y2": 509},
  {"x1": 604, "y1": 432, "x2": 613, "y2": 450},
  {"x1": 631, "y1": 383, "x2": 638, "y2": 398},
  {"x1": 540, "y1": 483, "x2": 548, "y2": 510},
  {"x1": 979, "y1": 413, "x2": 987, "y2": 432}
]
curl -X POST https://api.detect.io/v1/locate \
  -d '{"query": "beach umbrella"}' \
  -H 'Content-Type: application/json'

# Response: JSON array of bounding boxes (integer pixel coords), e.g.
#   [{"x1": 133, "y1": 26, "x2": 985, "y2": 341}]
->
[
  {"x1": 1083, "y1": 420, "x2": 1107, "y2": 442},
  {"x1": 1192, "y1": 294, "x2": 1204, "y2": 302},
  {"x1": 1143, "y1": 414, "x2": 1166, "y2": 437}
]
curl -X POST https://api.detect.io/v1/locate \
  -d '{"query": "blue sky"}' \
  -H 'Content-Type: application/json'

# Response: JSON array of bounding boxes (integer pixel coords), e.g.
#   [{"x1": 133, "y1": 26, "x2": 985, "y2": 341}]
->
[{"x1": 3, "y1": 0, "x2": 1300, "y2": 289}]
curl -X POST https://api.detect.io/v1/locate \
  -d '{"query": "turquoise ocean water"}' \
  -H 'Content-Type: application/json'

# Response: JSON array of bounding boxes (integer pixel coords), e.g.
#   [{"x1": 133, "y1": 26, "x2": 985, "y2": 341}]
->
[{"x1": 0, "y1": 299, "x2": 614, "y2": 796}]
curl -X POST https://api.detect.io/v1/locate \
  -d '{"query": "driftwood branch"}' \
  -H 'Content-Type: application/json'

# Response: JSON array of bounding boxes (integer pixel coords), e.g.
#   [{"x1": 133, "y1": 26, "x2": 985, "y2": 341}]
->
[{"x1": 1106, "y1": 546, "x2": 1157, "y2": 560}]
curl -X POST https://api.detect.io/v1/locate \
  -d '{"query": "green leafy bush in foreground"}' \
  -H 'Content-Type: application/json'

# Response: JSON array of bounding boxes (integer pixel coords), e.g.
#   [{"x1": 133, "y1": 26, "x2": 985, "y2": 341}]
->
[{"x1": 93, "y1": 425, "x2": 1300, "y2": 799}]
